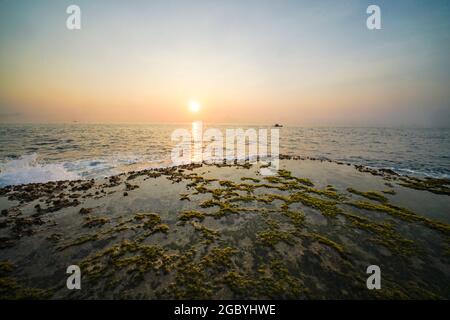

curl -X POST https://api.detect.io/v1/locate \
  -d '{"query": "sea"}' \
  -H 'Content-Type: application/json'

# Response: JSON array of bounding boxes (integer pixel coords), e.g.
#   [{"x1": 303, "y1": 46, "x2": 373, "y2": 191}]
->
[{"x1": 0, "y1": 123, "x2": 449, "y2": 186}]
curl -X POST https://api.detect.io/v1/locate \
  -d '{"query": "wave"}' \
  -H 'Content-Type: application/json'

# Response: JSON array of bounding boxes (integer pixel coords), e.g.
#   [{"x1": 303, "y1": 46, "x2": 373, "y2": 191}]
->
[
  {"x1": 0, "y1": 153, "x2": 169, "y2": 187},
  {"x1": 0, "y1": 152, "x2": 448, "y2": 188},
  {"x1": 0, "y1": 154, "x2": 80, "y2": 187},
  {"x1": 394, "y1": 167, "x2": 450, "y2": 179}
]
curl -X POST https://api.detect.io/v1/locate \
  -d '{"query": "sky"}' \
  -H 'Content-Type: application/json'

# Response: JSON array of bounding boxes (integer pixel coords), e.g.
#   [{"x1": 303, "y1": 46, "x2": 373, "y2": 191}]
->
[{"x1": 0, "y1": 0, "x2": 449, "y2": 126}]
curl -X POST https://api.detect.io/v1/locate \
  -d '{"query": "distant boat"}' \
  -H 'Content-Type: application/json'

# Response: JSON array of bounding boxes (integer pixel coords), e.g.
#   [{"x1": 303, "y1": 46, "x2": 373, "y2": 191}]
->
[{"x1": 273, "y1": 123, "x2": 283, "y2": 127}]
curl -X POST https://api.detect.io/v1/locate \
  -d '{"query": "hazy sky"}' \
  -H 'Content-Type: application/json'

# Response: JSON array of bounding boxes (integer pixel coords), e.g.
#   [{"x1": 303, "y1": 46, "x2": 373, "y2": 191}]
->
[{"x1": 0, "y1": 0, "x2": 449, "y2": 126}]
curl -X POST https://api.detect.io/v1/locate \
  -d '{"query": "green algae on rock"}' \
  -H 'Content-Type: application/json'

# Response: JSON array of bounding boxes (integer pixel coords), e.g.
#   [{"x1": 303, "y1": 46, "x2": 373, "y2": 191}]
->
[
  {"x1": 347, "y1": 187, "x2": 388, "y2": 203},
  {"x1": 0, "y1": 262, "x2": 50, "y2": 300},
  {"x1": 398, "y1": 176, "x2": 450, "y2": 195},
  {"x1": 0, "y1": 158, "x2": 449, "y2": 299},
  {"x1": 178, "y1": 210, "x2": 205, "y2": 223},
  {"x1": 346, "y1": 200, "x2": 450, "y2": 235}
]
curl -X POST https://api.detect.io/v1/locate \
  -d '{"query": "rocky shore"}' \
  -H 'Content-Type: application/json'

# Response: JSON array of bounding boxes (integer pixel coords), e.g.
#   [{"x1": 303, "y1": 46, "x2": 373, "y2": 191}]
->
[{"x1": 0, "y1": 157, "x2": 449, "y2": 299}]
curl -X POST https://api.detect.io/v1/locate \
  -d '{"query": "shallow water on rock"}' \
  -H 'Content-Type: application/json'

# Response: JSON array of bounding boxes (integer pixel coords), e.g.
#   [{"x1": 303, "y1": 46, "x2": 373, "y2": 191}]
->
[{"x1": 0, "y1": 160, "x2": 449, "y2": 299}]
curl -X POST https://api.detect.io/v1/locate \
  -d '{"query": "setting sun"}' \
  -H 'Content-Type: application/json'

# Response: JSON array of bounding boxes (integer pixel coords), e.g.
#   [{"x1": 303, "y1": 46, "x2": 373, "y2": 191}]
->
[{"x1": 188, "y1": 100, "x2": 201, "y2": 113}]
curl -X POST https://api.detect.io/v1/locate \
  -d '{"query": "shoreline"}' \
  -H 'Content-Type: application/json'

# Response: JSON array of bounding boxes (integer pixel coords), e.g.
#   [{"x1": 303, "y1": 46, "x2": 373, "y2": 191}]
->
[{"x1": 1, "y1": 154, "x2": 449, "y2": 191}]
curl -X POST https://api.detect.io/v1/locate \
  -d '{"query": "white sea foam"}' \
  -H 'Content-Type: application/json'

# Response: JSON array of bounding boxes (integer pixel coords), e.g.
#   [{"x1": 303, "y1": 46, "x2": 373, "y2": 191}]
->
[
  {"x1": 0, "y1": 153, "x2": 170, "y2": 186},
  {"x1": 0, "y1": 154, "x2": 80, "y2": 187}
]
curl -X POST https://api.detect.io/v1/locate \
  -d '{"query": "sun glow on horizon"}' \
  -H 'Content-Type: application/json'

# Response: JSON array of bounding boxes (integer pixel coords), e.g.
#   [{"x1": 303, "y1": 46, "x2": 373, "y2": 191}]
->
[{"x1": 188, "y1": 100, "x2": 201, "y2": 113}]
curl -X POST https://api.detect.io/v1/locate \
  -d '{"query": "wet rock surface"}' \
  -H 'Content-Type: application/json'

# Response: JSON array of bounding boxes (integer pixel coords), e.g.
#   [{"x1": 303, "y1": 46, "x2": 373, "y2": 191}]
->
[{"x1": 0, "y1": 158, "x2": 449, "y2": 299}]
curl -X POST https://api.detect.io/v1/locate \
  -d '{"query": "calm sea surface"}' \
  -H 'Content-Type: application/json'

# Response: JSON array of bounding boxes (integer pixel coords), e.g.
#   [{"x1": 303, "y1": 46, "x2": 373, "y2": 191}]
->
[{"x1": 0, "y1": 123, "x2": 449, "y2": 186}]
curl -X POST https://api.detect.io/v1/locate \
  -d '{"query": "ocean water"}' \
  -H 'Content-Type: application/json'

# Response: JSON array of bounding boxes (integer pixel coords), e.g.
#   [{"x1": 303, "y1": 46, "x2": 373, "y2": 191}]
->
[{"x1": 0, "y1": 123, "x2": 449, "y2": 186}]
